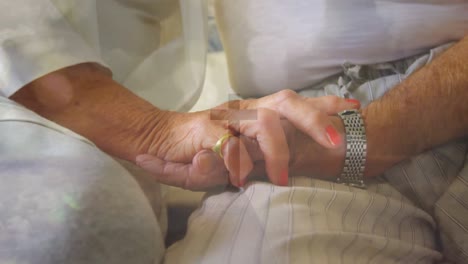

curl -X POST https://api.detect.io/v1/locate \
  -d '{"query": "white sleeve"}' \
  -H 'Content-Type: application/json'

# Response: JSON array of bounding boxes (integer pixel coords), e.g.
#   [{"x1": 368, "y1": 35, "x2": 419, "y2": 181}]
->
[{"x1": 0, "y1": 0, "x2": 106, "y2": 97}]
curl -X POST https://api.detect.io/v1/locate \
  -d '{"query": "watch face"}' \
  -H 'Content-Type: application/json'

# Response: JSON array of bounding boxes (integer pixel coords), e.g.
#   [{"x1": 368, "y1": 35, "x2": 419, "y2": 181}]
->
[{"x1": 340, "y1": 109, "x2": 359, "y2": 116}]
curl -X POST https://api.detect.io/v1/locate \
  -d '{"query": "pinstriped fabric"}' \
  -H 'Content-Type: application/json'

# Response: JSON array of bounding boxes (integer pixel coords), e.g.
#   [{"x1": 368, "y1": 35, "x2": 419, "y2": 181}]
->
[
  {"x1": 435, "y1": 159, "x2": 468, "y2": 263},
  {"x1": 384, "y1": 143, "x2": 467, "y2": 214},
  {"x1": 299, "y1": 42, "x2": 468, "y2": 262},
  {"x1": 165, "y1": 43, "x2": 468, "y2": 263},
  {"x1": 165, "y1": 179, "x2": 442, "y2": 263}
]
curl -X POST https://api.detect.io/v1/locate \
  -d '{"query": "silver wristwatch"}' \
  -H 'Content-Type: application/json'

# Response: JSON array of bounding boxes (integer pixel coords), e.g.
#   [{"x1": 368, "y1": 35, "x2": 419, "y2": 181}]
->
[{"x1": 336, "y1": 109, "x2": 367, "y2": 189}]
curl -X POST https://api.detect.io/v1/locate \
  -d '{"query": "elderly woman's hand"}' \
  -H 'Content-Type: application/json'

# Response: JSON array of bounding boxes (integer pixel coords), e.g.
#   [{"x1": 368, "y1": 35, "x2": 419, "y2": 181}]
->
[
  {"x1": 230, "y1": 91, "x2": 357, "y2": 181},
  {"x1": 136, "y1": 90, "x2": 359, "y2": 190}
]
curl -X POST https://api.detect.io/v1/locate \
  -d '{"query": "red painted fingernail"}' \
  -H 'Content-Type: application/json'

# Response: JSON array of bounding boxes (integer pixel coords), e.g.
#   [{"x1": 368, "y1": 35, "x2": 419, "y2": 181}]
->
[
  {"x1": 280, "y1": 169, "x2": 289, "y2": 186},
  {"x1": 239, "y1": 177, "x2": 247, "y2": 188},
  {"x1": 345, "y1": 99, "x2": 361, "y2": 108},
  {"x1": 229, "y1": 173, "x2": 241, "y2": 188},
  {"x1": 326, "y1": 125, "x2": 341, "y2": 146}
]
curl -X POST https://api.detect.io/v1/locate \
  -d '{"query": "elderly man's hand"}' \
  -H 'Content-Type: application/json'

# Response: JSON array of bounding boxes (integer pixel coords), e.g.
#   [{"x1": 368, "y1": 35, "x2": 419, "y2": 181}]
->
[
  {"x1": 137, "y1": 90, "x2": 359, "y2": 190},
  {"x1": 287, "y1": 116, "x2": 348, "y2": 179}
]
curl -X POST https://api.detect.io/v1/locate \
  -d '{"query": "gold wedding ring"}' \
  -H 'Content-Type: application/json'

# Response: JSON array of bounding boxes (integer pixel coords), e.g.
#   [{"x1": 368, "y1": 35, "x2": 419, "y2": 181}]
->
[{"x1": 212, "y1": 133, "x2": 234, "y2": 158}]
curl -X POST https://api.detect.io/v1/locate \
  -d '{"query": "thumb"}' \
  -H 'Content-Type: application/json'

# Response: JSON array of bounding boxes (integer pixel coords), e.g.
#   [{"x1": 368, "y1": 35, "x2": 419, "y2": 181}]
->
[
  {"x1": 135, "y1": 151, "x2": 229, "y2": 190},
  {"x1": 193, "y1": 150, "x2": 224, "y2": 175}
]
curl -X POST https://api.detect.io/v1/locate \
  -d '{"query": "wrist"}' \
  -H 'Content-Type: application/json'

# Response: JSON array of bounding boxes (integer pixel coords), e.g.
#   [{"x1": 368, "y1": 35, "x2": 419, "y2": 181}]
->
[
  {"x1": 11, "y1": 63, "x2": 169, "y2": 161},
  {"x1": 361, "y1": 106, "x2": 412, "y2": 177},
  {"x1": 334, "y1": 110, "x2": 368, "y2": 188},
  {"x1": 133, "y1": 109, "x2": 174, "y2": 158}
]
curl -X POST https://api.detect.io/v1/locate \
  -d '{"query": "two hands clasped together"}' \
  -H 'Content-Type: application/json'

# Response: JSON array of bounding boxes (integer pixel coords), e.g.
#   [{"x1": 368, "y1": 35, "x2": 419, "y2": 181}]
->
[
  {"x1": 12, "y1": 63, "x2": 361, "y2": 191},
  {"x1": 12, "y1": 37, "x2": 468, "y2": 191},
  {"x1": 135, "y1": 90, "x2": 361, "y2": 190}
]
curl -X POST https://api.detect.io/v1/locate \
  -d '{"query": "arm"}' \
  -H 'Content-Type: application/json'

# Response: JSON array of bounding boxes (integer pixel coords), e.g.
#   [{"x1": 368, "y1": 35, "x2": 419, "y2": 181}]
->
[
  {"x1": 11, "y1": 63, "x2": 296, "y2": 189},
  {"x1": 10, "y1": 63, "x2": 164, "y2": 162},
  {"x1": 362, "y1": 36, "x2": 468, "y2": 177},
  {"x1": 11, "y1": 63, "x2": 254, "y2": 189},
  {"x1": 291, "y1": 36, "x2": 468, "y2": 179},
  {"x1": 2, "y1": 1, "x2": 162, "y2": 164}
]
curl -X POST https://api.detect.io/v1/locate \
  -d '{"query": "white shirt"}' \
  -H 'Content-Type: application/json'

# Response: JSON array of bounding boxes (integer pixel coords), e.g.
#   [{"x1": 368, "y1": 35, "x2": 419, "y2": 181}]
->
[
  {"x1": 215, "y1": 0, "x2": 468, "y2": 97},
  {"x1": 0, "y1": 0, "x2": 207, "y2": 111},
  {"x1": 1, "y1": 0, "x2": 467, "y2": 105}
]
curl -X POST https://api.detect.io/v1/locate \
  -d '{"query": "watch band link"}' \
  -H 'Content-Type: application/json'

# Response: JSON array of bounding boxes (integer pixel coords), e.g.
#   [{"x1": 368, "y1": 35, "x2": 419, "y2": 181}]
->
[{"x1": 336, "y1": 109, "x2": 367, "y2": 189}]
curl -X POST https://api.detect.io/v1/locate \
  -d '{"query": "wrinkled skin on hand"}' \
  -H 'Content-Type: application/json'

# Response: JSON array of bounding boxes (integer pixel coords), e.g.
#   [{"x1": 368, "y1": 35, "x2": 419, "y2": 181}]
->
[{"x1": 137, "y1": 90, "x2": 357, "y2": 190}]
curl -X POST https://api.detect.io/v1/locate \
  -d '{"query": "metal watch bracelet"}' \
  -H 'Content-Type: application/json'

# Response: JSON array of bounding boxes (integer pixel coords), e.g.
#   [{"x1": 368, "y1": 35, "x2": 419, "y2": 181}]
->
[{"x1": 336, "y1": 109, "x2": 367, "y2": 189}]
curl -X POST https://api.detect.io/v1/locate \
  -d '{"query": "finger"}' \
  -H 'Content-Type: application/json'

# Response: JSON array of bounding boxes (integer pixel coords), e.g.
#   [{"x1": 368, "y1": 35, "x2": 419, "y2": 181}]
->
[
  {"x1": 239, "y1": 91, "x2": 357, "y2": 149},
  {"x1": 200, "y1": 114, "x2": 255, "y2": 188},
  {"x1": 221, "y1": 136, "x2": 254, "y2": 187},
  {"x1": 135, "y1": 151, "x2": 228, "y2": 191},
  {"x1": 240, "y1": 92, "x2": 360, "y2": 113},
  {"x1": 212, "y1": 109, "x2": 256, "y2": 187},
  {"x1": 304, "y1": 96, "x2": 361, "y2": 114},
  {"x1": 240, "y1": 135, "x2": 264, "y2": 161},
  {"x1": 273, "y1": 91, "x2": 345, "y2": 149},
  {"x1": 235, "y1": 108, "x2": 289, "y2": 186}
]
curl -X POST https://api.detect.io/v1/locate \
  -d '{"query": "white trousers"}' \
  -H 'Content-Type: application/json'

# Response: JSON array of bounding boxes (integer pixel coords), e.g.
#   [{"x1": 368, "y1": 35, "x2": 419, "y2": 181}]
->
[{"x1": 0, "y1": 98, "x2": 166, "y2": 264}]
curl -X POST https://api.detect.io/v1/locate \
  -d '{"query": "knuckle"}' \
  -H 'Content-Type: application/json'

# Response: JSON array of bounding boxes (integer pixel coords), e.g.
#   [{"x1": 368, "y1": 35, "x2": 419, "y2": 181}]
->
[
  {"x1": 325, "y1": 95, "x2": 342, "y2": 107},
  {"x1": 308, "y1": 111, "x2": 322, "y2": 123},
  {"x1": 257, "y1": 107, "x2": 278, "y2": 124},
  {"x1": 239, "y1": 99, "x2": 252, "y2": 109},
  {"x1": 276, "y1": 89, "x2": 298, "y2": 102},
  {"x1": 304, "y1": 112, "x2": 323, "y2": 132},
  {"x1": 274, "y1": 89, "x2": 299, "y2": 113}
]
